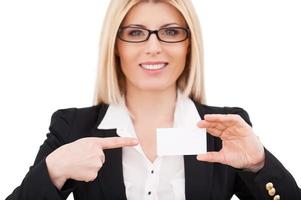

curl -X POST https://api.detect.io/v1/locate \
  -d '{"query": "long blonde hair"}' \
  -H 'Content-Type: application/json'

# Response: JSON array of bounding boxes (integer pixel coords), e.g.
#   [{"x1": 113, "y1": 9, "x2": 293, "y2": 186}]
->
[{"x1": 93, "y1": 0, "x2": 206, "y2": 105}]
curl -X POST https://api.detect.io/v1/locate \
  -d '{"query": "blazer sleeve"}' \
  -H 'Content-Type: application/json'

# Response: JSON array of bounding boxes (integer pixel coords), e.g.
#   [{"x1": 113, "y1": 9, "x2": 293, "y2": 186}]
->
[
  {"x1": 226, "y1": 107, "x2": 301, "y2": 200},
  {"x1": 6, "y1": 108, "x2": 77, "y2": 200}
]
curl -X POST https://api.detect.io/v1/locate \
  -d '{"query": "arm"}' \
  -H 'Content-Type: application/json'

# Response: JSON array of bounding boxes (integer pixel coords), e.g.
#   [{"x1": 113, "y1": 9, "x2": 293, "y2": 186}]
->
[
  {"x1": 197, "y1": 107, "x2": 301, "y2": 199},
  {"x1": 6, "y1": 109, "x2": 77, "y2": 200},
  {"x1": 230, "y1": 108, "x2": 301, "y2": 199},
  {"x1": 235, "y1": 148, "x2": 301, "y2": 199},
  {"x1": 6, "y1": 107, "x2": 139, "y2": 200}
]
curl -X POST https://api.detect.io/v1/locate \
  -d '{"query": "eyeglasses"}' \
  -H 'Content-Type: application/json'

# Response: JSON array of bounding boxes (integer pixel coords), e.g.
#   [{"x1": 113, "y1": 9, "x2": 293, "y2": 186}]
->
[{"x1": 117, "y1": 26, "x2": 190, "y2": 43}]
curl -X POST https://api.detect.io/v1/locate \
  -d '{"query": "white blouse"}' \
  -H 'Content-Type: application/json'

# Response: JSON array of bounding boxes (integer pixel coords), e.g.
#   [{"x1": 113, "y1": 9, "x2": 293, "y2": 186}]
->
[{"x1": 97, "y1": 91, "x2": 202, "y2": 200}]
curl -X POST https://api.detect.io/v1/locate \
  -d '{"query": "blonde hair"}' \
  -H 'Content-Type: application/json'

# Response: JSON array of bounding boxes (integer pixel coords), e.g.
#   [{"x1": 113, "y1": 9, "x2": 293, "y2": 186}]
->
[{"x1": 93, "y1": 0, "x2": 206, "y2": 105}]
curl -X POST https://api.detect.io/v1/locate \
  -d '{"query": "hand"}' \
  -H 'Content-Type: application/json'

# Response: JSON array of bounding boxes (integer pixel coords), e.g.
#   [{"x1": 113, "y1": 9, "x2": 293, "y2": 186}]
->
[
  {"x1": 196, "y1": 114, "x2": 265, "y2": 172},
  {"x1": 46, "y1": 137, "x2": 138, "y2": 189}
]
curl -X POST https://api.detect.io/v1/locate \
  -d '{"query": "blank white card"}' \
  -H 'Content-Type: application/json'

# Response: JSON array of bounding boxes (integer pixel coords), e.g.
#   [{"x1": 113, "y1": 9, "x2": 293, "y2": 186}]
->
[{"x1": 157, "y1": 128, "x2": 207, "y2": 156}]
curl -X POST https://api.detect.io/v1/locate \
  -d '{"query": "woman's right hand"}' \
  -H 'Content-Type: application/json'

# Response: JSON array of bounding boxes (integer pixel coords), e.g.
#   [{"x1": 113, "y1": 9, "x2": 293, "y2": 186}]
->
[{"x1": 45, "y1": 137, "x2": 138, "y2": 190}]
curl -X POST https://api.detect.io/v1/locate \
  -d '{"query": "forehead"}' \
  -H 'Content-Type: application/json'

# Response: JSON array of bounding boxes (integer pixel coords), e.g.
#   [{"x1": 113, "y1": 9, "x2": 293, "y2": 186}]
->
[{"x1": 121, "y1": 1, "x2": 187, "y2": 27}]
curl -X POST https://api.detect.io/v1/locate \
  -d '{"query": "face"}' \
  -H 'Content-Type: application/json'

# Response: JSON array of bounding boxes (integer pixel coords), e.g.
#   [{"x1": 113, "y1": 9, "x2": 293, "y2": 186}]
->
[{"x1": 116, "y1": 1, "x2": 189, "y2": 93}]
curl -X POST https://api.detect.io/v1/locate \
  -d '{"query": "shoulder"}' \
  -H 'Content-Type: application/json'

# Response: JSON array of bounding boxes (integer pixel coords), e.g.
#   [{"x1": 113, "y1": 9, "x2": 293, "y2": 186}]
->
[
  {"x1": 193, "y1": 101, "x2": 252, "y2": 126},
  {"x1": 50, "y1": 104, "x2": 108, "y2": 124},
  {"x1": 49, "y1": 104, "x2": 109, "y2": 141}
]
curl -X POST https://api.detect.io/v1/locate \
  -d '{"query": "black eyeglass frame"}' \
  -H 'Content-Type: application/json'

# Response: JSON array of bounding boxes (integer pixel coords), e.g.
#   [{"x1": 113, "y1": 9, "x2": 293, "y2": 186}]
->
[{"x1": 117, "y1": 26, "x2": 190, "y2": 43}]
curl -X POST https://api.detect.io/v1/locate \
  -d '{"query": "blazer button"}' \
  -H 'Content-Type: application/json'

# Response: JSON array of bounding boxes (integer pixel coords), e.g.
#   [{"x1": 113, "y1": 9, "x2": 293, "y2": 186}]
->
[
  {"x1": 266, "y1": 182, "x2": 273, "y2": 191},
  {"x1": 273, "y1": 194, "x2": 280, "y2": 200},
  {"x1": 268, "y1": 188, "x2": 276, "y2": 196}
]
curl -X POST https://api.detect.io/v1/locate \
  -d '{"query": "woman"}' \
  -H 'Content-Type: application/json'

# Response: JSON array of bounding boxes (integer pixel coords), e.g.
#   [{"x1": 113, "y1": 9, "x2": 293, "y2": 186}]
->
[{"x1": 6, "y1": 0, "x2": 300, "y2": 199}]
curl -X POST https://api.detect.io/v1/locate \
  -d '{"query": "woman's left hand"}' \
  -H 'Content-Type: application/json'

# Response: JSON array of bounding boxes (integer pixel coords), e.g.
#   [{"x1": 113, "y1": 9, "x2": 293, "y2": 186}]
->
[{"x1": 197, "y1": 114, "x2": 265, "y2": 172}]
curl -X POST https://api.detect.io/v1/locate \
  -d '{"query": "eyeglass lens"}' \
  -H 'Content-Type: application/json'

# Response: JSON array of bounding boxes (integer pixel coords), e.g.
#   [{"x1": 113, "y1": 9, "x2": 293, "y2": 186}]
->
[{"x1": 118, "y1": 27, "x2": 188, "y2": 43}]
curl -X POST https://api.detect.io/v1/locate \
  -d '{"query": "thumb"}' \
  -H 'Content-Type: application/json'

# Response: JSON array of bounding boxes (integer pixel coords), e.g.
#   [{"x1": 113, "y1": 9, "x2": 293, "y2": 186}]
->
[{"x1": 196, "y1": 151, "x2": 225, "y2": 164}]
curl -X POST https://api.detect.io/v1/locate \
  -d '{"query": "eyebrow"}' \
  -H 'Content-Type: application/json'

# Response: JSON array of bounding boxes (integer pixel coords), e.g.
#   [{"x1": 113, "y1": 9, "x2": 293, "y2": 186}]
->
[{"x1": 124, "y1": 23, "x2": 182, "y2": 28}]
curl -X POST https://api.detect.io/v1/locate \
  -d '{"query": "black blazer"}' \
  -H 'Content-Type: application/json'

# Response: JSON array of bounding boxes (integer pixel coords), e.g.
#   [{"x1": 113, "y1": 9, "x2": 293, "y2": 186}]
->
[{"x1": 6, "y1": 102, "x2": 301, "y2": 200}]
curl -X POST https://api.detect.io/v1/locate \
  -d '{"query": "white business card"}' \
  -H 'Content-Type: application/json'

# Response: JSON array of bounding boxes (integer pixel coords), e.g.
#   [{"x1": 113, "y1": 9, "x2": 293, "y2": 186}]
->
[{"x1": 157, "y1": 128, "x2": 207, "y2": 156}]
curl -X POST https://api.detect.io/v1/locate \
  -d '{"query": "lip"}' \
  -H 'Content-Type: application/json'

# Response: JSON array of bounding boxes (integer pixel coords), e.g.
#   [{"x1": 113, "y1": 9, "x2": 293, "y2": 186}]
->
[
  {"x1": 139, "y1": 61, "x2": 168, "y2": 73},
  {"x1": 139, "y1": 61, "x2": 168, "y2": 65}
]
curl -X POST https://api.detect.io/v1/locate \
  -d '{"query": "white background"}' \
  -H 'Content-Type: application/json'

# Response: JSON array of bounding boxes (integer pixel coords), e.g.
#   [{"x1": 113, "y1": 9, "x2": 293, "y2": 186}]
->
[{"x1": 0, "y1": 0, "x2": 300, "y2": 199}]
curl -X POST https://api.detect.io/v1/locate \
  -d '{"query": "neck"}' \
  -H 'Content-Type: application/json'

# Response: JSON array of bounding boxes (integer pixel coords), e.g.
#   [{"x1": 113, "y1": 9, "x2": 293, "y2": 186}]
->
[{"x1": 125, "y1": 86, "x2": 177, "y2": 124}]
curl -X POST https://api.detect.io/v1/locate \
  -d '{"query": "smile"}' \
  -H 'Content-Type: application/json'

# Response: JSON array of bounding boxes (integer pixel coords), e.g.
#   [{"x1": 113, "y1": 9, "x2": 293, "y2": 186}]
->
[{"x1": 139, "y1": 63, "x2": 168, "y2": 71}]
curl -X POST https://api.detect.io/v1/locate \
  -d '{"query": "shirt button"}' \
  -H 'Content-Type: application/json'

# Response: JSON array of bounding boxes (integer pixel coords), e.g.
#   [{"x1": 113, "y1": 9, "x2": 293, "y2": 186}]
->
[
  {"x1": 148, "y1": 191, "x2": 151, "y2": 195},
  {"x1": 151, "y1": 170, "x2": 154, "y2": 174}
]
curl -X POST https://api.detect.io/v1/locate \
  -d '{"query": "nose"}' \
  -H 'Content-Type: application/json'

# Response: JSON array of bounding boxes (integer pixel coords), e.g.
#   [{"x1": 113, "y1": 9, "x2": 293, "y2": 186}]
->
[{"x1": 144, "y1": 34, "x2": 162, "y2": 55}]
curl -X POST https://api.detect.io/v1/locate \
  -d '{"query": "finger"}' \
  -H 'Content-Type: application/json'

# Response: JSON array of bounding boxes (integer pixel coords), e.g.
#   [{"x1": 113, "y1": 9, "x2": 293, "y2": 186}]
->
[
  {"x1": 204, "y1": 114, "x2": 241, "y2": 123},
  {"x1": 206, "y1": 127, "x2": 223, "y2": 137},
  {"x1": 196, "y1": 151, "x2": 225, "y2": 164},
  {"x1": 100, "y1": 150, "x2": 105, "y2": 163},
  {"x1": 97, "y1": 137, "x2": 139, "y2": 149},
  {"x1": 197, "y1": 120, "x2": 226, "y2": 131},
  {"x1": 197, "y1": 121, "x2": 225, "y2": 137}
]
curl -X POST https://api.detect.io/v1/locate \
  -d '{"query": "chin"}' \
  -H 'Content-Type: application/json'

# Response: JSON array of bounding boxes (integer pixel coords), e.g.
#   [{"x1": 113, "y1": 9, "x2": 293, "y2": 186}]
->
[{"x1": 136, "y1": 83, "x2": 174, "y2": 92}]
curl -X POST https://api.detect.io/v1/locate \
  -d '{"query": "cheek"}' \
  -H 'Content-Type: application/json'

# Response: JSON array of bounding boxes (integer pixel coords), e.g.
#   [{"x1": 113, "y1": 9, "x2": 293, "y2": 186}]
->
[
  {"x1": 167, "y1": 41, "x2": 189, "y2": 58},
  {"x1": 117, "y1": 44, "x2": 138, "y2": 68},
  {"x1": 168, "y1": 45, "x2": 189, "y2": 68},
  {"x1": 169, "y1": 45, "x2": 189, "y2": 81}
]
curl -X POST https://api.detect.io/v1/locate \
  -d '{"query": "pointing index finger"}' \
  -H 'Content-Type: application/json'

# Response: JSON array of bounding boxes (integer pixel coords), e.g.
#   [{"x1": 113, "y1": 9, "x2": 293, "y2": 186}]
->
[{"x1": 97, "y1": 137, "x2": 139, "y2": 149}]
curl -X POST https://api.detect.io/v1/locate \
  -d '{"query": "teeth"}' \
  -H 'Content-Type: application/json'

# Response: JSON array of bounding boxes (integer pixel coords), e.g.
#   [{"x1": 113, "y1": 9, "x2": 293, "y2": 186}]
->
[{"x1": 140, "y1": 64, "x2": 166, "y2": 70}]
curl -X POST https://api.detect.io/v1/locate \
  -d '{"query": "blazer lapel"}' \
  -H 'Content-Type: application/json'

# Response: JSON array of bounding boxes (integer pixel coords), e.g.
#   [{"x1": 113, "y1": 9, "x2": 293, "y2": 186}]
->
[
  {"x1": 184, "y1": 102, "x2": 215, "y2": 199},
  {"x1": 184, "y1": 133, "x2": 214, "y2": 200},
  {"x1": 91, "y1": 128, "x2": 127, "y2": 200},
  {"x1": 89, "y1": 102, "x2": 215, "y2": 199}
]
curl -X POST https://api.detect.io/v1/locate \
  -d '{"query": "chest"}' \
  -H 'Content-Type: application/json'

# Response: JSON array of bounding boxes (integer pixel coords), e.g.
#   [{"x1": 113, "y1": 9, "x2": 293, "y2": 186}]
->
[
  {"x1": 122, "y1": 142, "x2": 185, "y2": 200},
  {"x1": 133, "y1": 121, "x2": 173, "y2": 162}
]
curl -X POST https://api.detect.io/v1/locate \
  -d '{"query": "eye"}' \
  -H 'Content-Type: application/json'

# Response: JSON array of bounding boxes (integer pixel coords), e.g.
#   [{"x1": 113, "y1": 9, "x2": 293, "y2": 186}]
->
[
  {"x1": 127, "y1": 29, "x2": 145, "y2": 37},
  {"x1": 163, "y1": 28, "x2": 180, "y2": 36}
]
